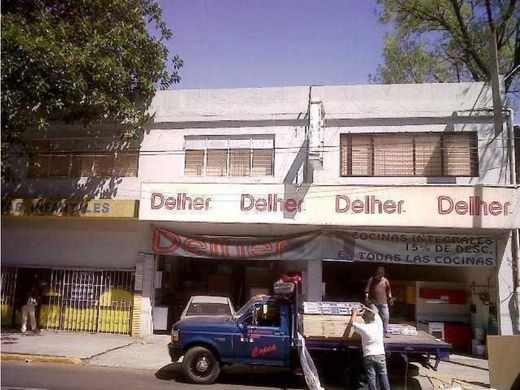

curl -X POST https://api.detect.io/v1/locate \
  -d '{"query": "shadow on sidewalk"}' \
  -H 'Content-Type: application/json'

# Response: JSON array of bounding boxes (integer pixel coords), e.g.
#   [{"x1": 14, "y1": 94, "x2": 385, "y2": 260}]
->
[
  {"x1": 2, "y1": 328, "x2": 44, "y2": 345},
  {"x1": 155, "y1": 363, "x2": 306, "y2": 388},
  {"x1": 155, "y1": 360, "x2": 426, "y2": 389}
]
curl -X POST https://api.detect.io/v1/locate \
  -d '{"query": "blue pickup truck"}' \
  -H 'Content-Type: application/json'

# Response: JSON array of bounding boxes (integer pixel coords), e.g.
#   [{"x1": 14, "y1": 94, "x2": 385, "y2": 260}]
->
[{"x1": 168, "y1": 282, "x2": 451, "y2": 386}]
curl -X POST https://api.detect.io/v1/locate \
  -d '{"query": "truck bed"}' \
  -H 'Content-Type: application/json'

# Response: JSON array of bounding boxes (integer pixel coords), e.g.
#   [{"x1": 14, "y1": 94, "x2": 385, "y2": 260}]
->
[{"x1": 303, "y1": 330, "x2": 450, "y2": 370}]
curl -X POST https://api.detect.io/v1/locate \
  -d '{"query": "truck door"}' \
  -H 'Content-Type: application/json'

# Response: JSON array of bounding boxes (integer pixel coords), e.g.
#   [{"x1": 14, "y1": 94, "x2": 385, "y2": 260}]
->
[{"x1": 234, "y1": 302, "x2": 290, "y2": 366}]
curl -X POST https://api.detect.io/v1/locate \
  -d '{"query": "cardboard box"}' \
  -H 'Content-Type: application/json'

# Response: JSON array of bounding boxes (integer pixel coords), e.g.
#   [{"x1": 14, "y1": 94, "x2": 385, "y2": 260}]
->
[{"x1": 303, "y1": 314, "x2": 360, "y2": 340}]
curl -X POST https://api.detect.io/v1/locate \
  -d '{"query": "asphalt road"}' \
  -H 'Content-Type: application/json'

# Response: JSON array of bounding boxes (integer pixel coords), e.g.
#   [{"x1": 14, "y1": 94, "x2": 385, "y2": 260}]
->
[
  {"x1": 1, "y1": 359, "x2": 426, "y2": 389},
  {"x1": 1, "y1": 361, "x2": 306, "y2": 390}
]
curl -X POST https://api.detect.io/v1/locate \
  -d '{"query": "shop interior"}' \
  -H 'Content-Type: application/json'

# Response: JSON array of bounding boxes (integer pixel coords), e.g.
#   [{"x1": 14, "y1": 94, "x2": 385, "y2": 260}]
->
[
  {"x1": 323, "y1": 261, "x2": 496, "y2": 354},
  {"x1": 153, "y1": 255, "x2": 306, "y2": 331},
  {"x1": 151, "y1": 256, "x2": 497, "y2": 355}
]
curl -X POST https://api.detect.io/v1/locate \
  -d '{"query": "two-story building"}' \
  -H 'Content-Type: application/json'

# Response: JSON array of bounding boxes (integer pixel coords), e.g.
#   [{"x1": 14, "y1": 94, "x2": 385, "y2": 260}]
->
[{"x1": 2, "y1": 82, "x2": 519, "y2": 348}]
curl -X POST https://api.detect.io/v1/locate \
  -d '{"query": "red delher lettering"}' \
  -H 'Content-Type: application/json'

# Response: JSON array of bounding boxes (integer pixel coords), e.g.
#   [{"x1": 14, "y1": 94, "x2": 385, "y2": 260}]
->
[
  {"x1": 438, "y1": 196, "x2": 511, "y2": 216},
  {"x1": 240, "y1": 194, "x2": 304, "y2": 213}
]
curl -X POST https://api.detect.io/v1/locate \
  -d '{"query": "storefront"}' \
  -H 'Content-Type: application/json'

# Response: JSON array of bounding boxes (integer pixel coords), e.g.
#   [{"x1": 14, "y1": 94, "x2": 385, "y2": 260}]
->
[
  {"x1": 140, "y1": 182, "x2": 519, "y2": 345},
  {"x1": 1, "y1": 199, "x2": 145, "y2": 335}
]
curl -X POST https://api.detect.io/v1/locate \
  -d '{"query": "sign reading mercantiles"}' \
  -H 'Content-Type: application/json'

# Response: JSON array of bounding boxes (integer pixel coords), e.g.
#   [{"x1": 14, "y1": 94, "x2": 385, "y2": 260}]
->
[
  {"x1": 2, "y1": 199, "x2": 139, "y2": 218},
  {"x1": 152, "y1": 227, "x2": 497, "y2": 267},
  {"x1": 140, "y1": 183, "x2": 519, "y2": 229}
]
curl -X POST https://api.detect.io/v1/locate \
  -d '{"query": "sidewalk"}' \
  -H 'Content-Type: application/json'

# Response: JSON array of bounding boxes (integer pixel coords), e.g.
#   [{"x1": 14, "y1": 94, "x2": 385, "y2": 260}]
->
[
  {"x1": 1, "y1": 330, "x2": 172, "y2": 370},
  {"x1": 1, "y1": 330, "x2": 491, "y2": 389}
]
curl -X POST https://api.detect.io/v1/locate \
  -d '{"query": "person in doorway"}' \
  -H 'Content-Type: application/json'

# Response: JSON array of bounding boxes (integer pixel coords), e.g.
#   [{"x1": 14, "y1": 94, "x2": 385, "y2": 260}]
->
[
  {"x1": 346, "y1": 305, "x2": 390, "y2": 390},
  {"x1": 21, "y1": 288, "x2": 38, "y2": 333},
  {"x1": 365, "y1": 266, "x2": 393, "y2": 336}
]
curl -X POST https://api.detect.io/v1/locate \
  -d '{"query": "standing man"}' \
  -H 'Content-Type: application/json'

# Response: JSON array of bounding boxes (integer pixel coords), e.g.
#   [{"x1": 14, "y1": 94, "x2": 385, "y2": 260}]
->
[
  {"x1": 365, "y1": 266, "x2": 392, "y2": 336},
  {"x1": 346, "y1": 305, "x2": 390, "y2": 390},
  {"x1": 21, "y1": 288, "x2": 38, "y2": 333}
]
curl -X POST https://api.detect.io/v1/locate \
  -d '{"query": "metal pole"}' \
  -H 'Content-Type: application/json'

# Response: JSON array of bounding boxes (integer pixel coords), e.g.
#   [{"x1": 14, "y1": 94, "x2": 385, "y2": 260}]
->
[{"x1": 488, "y1": 27, "x2": 503, "y2": 137}]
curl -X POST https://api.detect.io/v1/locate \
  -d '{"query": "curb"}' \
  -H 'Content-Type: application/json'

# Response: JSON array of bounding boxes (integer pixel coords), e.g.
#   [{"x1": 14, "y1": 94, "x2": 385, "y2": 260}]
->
[{"x1": 1, "y1": 353, "x2": 83, "y2": 365}]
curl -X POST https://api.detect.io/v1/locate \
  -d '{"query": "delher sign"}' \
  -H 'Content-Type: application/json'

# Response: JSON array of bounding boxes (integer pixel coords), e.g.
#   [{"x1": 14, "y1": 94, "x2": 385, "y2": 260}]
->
[
  {"x1": 140, "y1": 183, "x2": 519, "y2": 229},
  {"x1": 152, "y1": 227, "x2": 497, "y2": 268}
]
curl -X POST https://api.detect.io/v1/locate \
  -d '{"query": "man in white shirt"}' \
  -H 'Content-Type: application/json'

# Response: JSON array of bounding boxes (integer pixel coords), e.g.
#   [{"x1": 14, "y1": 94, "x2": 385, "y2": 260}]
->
[{"x1": 346, "y1": 305, "x2": 390, "y2": 390}]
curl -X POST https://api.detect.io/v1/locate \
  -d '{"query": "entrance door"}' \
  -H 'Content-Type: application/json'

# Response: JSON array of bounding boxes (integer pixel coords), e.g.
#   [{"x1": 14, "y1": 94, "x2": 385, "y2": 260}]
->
[
  {"x1": 43, "y1": 269, "x2": 135, "y2": 334},
  {"x1": 233, "y1": 302, "x2": 290, "y2": 366}
]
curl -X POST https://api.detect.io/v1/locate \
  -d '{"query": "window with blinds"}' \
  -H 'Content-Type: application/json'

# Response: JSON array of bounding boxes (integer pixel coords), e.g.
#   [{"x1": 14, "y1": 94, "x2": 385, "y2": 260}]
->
[
  {"x1": 183, "y1": 136, "x2": 274, "y2": 177},
  {"x1": 28, "y1": 138, "x2": 139, "y2": 178},
  {"x1": 206, "y1": 149, "x2": 228, "y2": 176},
  {"x1": 340, "y1": 132, "x2": 478, "y2": 177},
  {"x1": 184, "y1": 150, "x2": 205, "y2": 176}
]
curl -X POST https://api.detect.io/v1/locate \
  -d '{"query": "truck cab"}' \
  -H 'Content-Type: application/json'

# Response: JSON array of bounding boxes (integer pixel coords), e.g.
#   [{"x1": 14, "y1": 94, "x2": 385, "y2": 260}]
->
[{"x1": 169, "y1": 295, "x2": 294, "y2": 384}]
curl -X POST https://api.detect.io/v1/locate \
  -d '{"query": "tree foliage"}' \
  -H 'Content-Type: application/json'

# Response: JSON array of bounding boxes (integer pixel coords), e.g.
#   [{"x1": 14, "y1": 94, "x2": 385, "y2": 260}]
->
[
  {"x1": 372, "y1": 0, "x2": 519, "y2": 97},
  {"x1": 1, "y1": 0, "x2": 183, "y2": 178}
]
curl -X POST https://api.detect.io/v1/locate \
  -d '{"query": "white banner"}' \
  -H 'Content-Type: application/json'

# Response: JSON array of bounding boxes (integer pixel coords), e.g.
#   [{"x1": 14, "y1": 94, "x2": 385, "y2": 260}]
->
[
  {"x1": 140, "y1": 183, "x2": 519, "y2": 230},
  {"x1": 152, "y1": 227, "x2": 497, "y2": 267}
]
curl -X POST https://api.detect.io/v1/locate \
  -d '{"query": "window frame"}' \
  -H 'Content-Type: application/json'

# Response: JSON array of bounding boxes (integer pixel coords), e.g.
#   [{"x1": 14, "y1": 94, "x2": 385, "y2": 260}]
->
[
  {"x1": 184, "y1": 136, "x2": 275, "y2": 177},
  {"x1": 339, "y1": 132, "x2": 478, "y2": 178},
  {"x1": 27, "y1": 138, "x2": 139, "y2": 179}
]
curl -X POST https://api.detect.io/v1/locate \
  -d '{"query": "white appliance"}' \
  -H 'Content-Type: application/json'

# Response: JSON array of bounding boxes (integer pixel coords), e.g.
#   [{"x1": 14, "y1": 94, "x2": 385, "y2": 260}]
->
[{"x1": 153, "y1": 306, "x2": 168, "y2": 331}]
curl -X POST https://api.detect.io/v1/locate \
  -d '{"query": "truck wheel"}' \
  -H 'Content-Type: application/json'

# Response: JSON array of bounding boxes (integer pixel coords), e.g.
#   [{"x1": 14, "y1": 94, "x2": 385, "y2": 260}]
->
[{"x1": 182, "y1": 346, "x2": 220, "y2": 384}]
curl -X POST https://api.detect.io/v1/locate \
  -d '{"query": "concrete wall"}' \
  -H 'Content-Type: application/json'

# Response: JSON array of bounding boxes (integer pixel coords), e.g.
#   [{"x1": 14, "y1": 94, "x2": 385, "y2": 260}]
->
[
  {"x1": 2, "y1": 125, "x2": 142, "y2": 201},
  {"x1": 312, "y1": 83, "x2": 510, "y2": 185},
  {"x1": 139, "y1": 126, "x2": 306, "y2": 184},
  {"x1": 3, "y1": 82, "x2": 512, "y2": 200},
  {"x1": 1, "y1": 218, "x2": 150, "y2": 269},
  {"x1": 149, "y1": 86, "x2": 310, "y2": 122}
]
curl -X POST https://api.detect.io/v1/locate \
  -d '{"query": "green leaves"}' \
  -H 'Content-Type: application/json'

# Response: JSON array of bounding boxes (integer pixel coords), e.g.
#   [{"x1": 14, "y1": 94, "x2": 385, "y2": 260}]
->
[
  {"x1": 374, "y1": 0, "x2": 519, "y2": 97},
  {"x1": 1, "y1": 0, "x2": 183, "y2": 180}
]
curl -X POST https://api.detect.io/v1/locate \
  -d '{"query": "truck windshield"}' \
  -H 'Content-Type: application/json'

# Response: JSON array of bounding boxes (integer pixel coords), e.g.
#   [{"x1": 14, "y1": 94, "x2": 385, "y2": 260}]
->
[
  {"x1": 186, "y1": 302, "x2": 232, "y2": 316},
  {"x1": 234, "y1": 297, "x2": 258, "y2": 318}
]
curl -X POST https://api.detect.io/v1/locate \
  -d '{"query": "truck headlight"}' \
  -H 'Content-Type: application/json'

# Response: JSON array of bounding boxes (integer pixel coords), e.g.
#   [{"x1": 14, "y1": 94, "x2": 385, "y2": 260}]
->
[{"x1": 171, "y1": 329, "x2": 179, "y2": 342}]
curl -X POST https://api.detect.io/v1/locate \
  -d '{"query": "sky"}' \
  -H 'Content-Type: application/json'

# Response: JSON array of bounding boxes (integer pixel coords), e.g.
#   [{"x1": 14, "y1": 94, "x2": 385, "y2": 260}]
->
[{"x1": 159, "y1": 0, "x2": 389, "y2": 90}]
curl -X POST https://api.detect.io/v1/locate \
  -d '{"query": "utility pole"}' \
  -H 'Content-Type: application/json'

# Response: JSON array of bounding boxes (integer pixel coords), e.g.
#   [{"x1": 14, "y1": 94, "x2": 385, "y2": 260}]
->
[{"x1": 488, "y1": 27, "x2": 503, "y2": 137}]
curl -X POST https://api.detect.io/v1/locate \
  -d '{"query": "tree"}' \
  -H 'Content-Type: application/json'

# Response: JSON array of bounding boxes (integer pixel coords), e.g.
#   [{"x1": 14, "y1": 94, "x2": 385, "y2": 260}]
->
[
  {"x1": 1, "y1": 0, "x2": 183, "y2": 179},
  {"x1": 372, "y1": 0, "x2": 519, "y2": 99}
]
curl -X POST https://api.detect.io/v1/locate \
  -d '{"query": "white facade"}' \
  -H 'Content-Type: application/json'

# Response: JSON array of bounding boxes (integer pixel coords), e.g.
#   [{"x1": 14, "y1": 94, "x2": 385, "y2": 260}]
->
[{"x1": 2, "y1": 81, "x2": 519, "y2": 338}]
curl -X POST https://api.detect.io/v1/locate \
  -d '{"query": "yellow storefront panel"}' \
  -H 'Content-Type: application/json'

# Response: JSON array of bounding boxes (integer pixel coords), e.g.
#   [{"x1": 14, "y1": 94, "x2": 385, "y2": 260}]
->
[
  {"x1": 1, "y1": 304, "x2": 12, "y2": 324},
  {"x1": 2, "y1": 199, "x2": 138, "y2": 218}
]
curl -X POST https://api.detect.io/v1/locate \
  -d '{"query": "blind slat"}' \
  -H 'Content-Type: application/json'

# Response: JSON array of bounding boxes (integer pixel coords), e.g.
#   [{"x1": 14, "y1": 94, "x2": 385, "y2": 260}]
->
[
  {"x1": 206, "y1": 149, "x2": 228, "y2": 176},
  {"x1": 229, "y1": 149, "x2": 250, "y2": 176},
  {"x1": 340, "y1": 133, "x2": 478, "y2": 177},
  {"x1": 252, "y1": 149, "x2": 273, "y2": 175}
]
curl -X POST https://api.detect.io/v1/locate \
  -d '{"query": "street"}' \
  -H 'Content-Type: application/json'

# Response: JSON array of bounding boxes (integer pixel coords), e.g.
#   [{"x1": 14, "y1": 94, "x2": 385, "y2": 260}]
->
[
  {"x1": 1, "y1": 360, "x2": 431, "y2": 390},
  {"x1": 1, "y1": 361, "x2": 305, "y2": 390}
]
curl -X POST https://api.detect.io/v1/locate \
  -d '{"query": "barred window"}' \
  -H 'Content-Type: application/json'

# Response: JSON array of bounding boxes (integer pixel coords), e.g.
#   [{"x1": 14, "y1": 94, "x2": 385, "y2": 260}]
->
[
  {"x1": 184, "y1": 136, "x2": 274, "y2": 177},
  {"x1": 340, "y1": 132, "x2": 478, "y2": 177},
  {"x1": 28, "y1": 138, "x2": 139, "y2": 178}
]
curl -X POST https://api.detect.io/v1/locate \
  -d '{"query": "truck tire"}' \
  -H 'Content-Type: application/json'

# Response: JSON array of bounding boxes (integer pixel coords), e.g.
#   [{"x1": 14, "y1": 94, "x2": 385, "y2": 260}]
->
[{"x1": 182, "y1": 346, "x2": 220, "y2": 384}]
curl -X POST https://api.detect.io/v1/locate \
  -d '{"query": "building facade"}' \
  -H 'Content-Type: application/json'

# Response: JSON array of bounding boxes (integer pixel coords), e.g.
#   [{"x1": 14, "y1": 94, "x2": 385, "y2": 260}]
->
[{"x1": 2, "y1": 82, "x2": 519, "y2": 345}]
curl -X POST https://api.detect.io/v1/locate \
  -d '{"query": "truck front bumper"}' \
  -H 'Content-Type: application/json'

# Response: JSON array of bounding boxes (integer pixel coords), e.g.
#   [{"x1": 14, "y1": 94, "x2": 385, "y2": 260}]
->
[{"x1": 168, "y1": 342, "x2": 184, "y2": 363}]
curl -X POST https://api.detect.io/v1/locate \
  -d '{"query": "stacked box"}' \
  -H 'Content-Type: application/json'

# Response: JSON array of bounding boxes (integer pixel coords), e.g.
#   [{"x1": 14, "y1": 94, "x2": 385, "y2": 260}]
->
[
  {"x1": 303, "y1": 314, "x2": 361, "y2": 339},
  {"x1": 303, "y1": 301, "x2": 362, "y2": 315}
]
